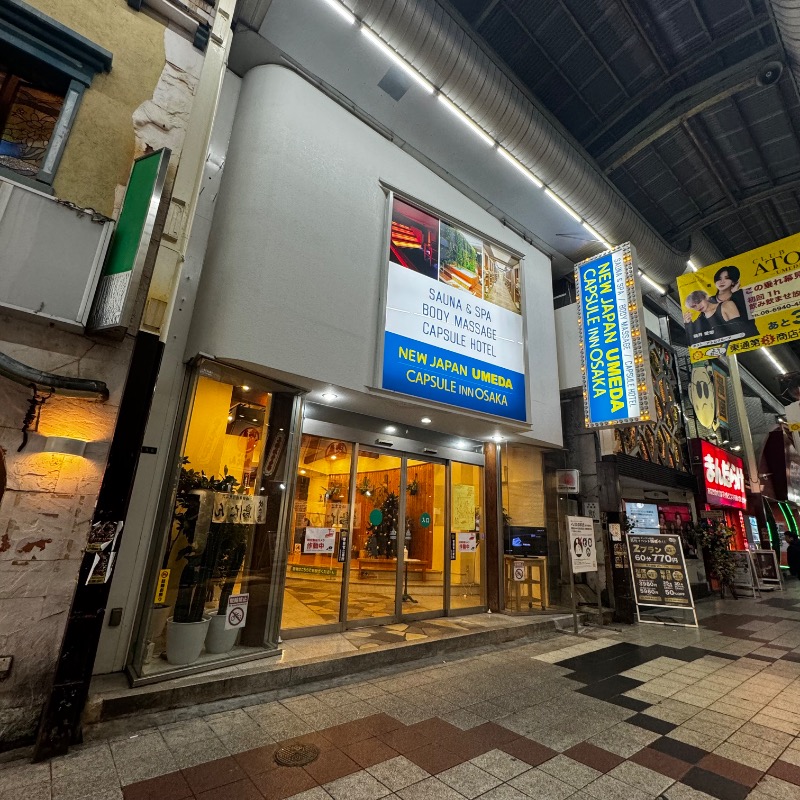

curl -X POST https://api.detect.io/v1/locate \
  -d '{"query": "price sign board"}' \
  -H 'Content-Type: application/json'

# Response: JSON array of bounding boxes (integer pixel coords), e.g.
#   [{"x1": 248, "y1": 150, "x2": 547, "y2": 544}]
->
[
  {"x1": 566, "y1": 516, "x2": 597, "y2": 573},
  {"x1": 731, "y1": 550, "x2": 758, "y2": 594},
  {"x1": 752, "y1": 549, "x2": 782, "y2": 588},
  {"x1": 627, "y1": 533, "x2": 697, "y2": 626}
]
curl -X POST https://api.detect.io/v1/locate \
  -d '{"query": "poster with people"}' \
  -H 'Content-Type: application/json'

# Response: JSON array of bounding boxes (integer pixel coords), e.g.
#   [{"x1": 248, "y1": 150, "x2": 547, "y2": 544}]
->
[{"x1": 677, "y1": 232, "x2": 800, "y2": 361}]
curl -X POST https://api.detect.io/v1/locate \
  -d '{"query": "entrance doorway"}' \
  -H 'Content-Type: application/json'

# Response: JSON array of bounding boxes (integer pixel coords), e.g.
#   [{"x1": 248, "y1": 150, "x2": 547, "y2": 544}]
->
[{"x1": 280, "y1": 434, "x2": 484, "y2": 636}]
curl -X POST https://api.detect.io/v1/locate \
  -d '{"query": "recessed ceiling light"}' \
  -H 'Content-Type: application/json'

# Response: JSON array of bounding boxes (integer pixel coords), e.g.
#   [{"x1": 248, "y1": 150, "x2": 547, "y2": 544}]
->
[
  {"x1": 321, "y1": 391, "x2": 339, "y2": 401},
  {"x1": 300, "y1": 469, "x2": 306, "y2": 475},
  {"x1": 330, "y1": 455, "x2": 337, "y2": 460},
  {"x1": 279, "y1": 483, "x2": 286, "y2": 490},
  {"x1": 455, "y1": 439, "x2": 468, "y2": 448},
  {"x1": 420, "y1": 417, "x2": 432, "y2": 424},
  {"x1": 385, "y1": 425, "x2": 397, "y2": 433},
  {"x1": 227, "y1": 415, "x2": 234, "y2": 422},
  {"x1": 241, "y1": 385, "x2": 250, "y2": 391},
  {"x1": 491, "y1": 435, "x2": 504, "y2": 442}
]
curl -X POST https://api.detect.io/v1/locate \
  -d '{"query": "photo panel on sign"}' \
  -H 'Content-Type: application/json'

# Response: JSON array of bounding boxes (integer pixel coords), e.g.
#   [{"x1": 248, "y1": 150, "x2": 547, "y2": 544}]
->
[
  {"x1": 389, "y1": 197, "x2": 440, "y2": 280},
  {"x1": 439, "y1": 220, "x2": 483, "y2": 300}
]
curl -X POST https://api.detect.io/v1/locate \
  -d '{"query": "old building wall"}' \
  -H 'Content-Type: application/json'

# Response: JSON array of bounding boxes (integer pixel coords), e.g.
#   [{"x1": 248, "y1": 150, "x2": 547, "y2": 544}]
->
[{"x1": 0, "y1": 1, "x2": 207, "y2": 747}]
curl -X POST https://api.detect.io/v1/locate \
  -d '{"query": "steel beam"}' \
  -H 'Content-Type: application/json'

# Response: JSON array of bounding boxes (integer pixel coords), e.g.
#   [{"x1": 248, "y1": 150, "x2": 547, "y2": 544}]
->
[{"x1": 596, "y1": 46, "x2": 781, "y2": 171}]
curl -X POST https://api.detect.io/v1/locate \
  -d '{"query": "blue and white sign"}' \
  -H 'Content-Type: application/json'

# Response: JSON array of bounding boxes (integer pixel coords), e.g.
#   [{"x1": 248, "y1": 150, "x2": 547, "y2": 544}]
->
[
  {"x1": 576, "y1": 243, "x2": 653, "y2": 428},
  {"x1": 381, "y1": 197, "x2": 527, "y2": 421}
]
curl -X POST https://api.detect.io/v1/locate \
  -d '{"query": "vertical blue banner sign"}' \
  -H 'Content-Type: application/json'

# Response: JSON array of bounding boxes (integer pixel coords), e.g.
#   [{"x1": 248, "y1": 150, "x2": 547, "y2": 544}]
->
[{"x1": 575, "y1": 243, "x2": 653, "y2": 428}]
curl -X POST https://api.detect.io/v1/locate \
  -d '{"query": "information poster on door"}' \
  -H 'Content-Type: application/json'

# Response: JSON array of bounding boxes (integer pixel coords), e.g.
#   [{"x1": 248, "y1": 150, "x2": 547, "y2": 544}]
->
[
  {"x1": 452, "y1": 484, "x2": 476, "y2": 530},
  {"x1": 458, "y1": 532, "x2": 477, "y2": 552},
  {"x1": 566, "y1": 516, "x2": 597, "y2": 573},
  {"x1": 303, "y1": 528, "x2": 336, "y2": 554},
  {"x1": 627, "y1": 533, "x2": 694, "y2": 612}
]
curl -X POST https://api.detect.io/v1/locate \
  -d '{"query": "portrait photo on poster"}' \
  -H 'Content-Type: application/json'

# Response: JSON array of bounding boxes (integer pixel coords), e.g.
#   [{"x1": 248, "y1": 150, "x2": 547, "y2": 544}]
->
[{"x1": 677, "y1": 232, "x2": 800, "y2": 361}]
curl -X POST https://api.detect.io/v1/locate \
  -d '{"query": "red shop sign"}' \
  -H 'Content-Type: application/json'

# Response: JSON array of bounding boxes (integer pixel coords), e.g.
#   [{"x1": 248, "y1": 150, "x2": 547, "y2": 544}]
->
[{"x1": 696, "y1": 439, "x2": 746, "y2": 510}]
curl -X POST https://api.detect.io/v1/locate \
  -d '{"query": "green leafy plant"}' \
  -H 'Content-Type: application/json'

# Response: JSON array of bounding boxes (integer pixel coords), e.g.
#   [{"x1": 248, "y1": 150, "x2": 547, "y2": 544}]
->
[
  {"x1": 169, "y1": 458, "x2": 249, "y2": 624},
  {"x1": 692, "y1": 520, "x2": 738, "y2": 599},
  {"x1": 406, "y1": 479, "x2": 419, "y2": 496}
]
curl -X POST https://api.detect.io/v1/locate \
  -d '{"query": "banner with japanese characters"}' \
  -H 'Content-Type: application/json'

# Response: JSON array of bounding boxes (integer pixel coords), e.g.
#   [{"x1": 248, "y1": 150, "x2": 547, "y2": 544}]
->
[
  {"x1": 677, "y1": 232, "x2": 800, "y2": 362},
  {"x1": 627, "y1": 533, "x2": 694, "y2": 610}
]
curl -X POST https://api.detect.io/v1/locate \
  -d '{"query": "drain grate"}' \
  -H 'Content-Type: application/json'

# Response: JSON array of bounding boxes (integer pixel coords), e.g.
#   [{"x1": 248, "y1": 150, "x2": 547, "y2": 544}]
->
[{"x1": 274, "y1": 742, "x2": 320, "y2": 767}]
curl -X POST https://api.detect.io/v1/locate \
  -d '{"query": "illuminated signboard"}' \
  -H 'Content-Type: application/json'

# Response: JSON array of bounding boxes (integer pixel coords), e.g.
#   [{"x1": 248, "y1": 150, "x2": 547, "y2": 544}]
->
[
  {"x1": 380, "y1": 196, "x2": 527, "y2": 420},
  {"x1": 693, "y1": 439, "x2": 747, "y2": 510},
  {"x1": 575, "y1": 243, "x2": 653, "y2": 428},
  {"x1": 677, "y1": 232, "x2": 800, "y2": 362}
]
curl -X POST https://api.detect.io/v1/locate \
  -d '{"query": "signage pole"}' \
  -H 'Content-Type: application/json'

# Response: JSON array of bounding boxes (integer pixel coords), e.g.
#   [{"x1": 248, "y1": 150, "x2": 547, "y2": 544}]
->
[
  {"x1": 566, "y1": 522, "x2": 579, "y2": 635},
  {"x1": 728, "y1": 354, "x2": 761, "y2": 496}
]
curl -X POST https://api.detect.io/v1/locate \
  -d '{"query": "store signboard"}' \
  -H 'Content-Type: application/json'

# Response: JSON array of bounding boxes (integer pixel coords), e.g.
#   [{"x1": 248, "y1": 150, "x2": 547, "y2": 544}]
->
[
  {"x1": 627, "y1": 533, "x2": 696, "y2": 624},
  {"x1": 575, "y1": 243, "x2": 653, "y2": 428},
  {"x1": 694, "y1": 439, "x2": 746, "y2": 510},
  {"x1": 677, "y1": 232, "x2": 800, "y2": 362},
  {"x1": 731, "y1": 551, "x2": 757, "y2": 592},
  {"x1": 752, "y1": 549, "x2": 782, "y2": 586},
  {"x1": 567, "y1": 516, "x2": 597, "y2": 573},
  {"x1": 556, "y1": 469, "x2": 580, "y2": 494},
  {"x1": 381, "y1": 196, "x2": 527, "y2": 421}
]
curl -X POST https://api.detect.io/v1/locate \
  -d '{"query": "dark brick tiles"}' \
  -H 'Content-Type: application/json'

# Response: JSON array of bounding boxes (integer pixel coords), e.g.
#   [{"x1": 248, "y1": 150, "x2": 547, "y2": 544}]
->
[
  {"x1": 682, "y1": 766, "x2": 750, "y2": 800},
  {"x1": 649, "y1": 735, "x2": 708, "y2": 765},
  {"x1": 627, "y1": 712, "x2": 676, "y2": 735}
]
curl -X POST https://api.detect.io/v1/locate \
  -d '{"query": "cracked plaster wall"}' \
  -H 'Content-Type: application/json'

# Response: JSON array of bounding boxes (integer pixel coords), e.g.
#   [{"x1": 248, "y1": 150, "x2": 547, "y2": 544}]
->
[{"x1": 0, "y1": 3, "x2": 206, "y2": 748}]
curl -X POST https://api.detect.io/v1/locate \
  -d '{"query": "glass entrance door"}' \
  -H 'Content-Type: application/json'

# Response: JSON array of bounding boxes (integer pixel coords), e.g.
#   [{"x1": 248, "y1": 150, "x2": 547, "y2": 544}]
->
[{"x1": 346, "y1": 452, "x2": 447, "y2": 625}]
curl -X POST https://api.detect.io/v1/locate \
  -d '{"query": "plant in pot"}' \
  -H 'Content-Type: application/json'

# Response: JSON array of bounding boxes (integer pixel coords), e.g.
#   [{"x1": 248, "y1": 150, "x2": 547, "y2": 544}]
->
[
  {"x1": 692, "y1": 520, "x2": 738, "y2": 599},
  {"x1": 406, "y1": 479, "x2": 419, "y2": 496},
  {"x1": 165, "y1": 462, "x2": 242, "y2": 665},
  {"x1": 204, "y1": 513, "x2": 248, "y2": 654}
]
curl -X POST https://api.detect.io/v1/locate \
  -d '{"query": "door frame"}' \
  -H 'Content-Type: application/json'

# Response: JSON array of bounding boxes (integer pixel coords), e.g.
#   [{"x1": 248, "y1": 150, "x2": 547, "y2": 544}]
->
[{"x1": 279, "y1": 415, "x2": 484, "y2": 638}]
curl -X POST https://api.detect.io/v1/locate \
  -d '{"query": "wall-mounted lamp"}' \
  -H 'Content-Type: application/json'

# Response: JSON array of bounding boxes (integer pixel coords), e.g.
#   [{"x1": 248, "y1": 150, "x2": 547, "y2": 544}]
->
[{"x1": 43, "y1": 436, "x2": 88, "y2": 457}]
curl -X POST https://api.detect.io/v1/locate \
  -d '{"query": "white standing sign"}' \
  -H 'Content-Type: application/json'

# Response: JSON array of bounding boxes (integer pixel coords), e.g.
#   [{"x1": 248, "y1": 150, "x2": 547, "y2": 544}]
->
[
  {"x1": 224, "y1": 593, "x2": 249, "y2": 630},
  {"x1": 567, "y1": 516, "x2": 597, "y2": 573},
  {"x1": 303, "y1": 527, "x2": 336, "y2": 554}
]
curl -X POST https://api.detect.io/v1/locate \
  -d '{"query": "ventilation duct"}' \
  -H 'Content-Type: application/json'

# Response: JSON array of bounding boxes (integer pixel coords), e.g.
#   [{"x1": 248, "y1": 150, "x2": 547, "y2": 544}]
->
[{"x1": 344, "y1": 0, "x2": 723, "y2": 284}]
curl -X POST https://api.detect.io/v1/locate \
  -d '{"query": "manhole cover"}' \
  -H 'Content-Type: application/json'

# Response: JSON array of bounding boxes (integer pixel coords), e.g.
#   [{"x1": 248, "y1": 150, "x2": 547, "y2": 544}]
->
[{"x1": 274, "y1": 742, "x2": 320, "y2": 767}]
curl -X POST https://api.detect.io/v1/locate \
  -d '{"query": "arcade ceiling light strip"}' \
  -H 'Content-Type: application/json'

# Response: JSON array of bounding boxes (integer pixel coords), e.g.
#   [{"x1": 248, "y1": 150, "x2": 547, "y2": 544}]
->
[
  {"x1": 764, "y1": 348, "x2": 787, "y2": 375},
  {"x1": 316, "y1": 0, "x2": 666, "y2": 292}
]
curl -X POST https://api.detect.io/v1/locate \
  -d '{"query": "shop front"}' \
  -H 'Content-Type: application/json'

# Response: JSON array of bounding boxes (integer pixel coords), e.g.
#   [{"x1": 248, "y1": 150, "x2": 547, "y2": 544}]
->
[
  {"x1": 111, "y1": 66, "x2": 563, "y2": 684},
  {"x1": 691, "y1": 437, "x2": 749, "y2": 551},
  {"x1": 760, "y1": 428, "x2": 800, "y2": 567}
]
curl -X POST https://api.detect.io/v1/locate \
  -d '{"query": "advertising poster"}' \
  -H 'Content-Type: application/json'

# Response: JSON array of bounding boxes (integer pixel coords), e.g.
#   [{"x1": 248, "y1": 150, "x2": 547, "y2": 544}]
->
[
  {"x1": 381, "y1": 197, "x2": 527, "y2": 421},
  {"x1": 566, "y1": 516, "x2": 597, "y2": 573},
  {"x1": 303, "y1": 527, "x2": 336, "y2": 554},
  {"x1": 624, "y1": 502, "x2": 660, "y2": 533},
  {"x1": 731, "y1": 551, "x2": 756, "y2": 591},
  {"x1": 575, "y1": 243, "x2": 654, "y2": 428},
  {"x1": 627, "y1": 533, "x2": 694, "y2": 613},
  {"x1": 752, "y1": 549, "x2": 781, "y2": 585},
  {"x1": 677, "y1": 232, "x2": 800, "y2": 362},
  {"x1": 457, "y1": 532, "x2": 477, "y2": 552}
]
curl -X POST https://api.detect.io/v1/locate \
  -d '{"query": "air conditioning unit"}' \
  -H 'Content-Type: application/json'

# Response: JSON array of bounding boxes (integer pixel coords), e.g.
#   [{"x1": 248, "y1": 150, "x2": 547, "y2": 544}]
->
[{"x1": 0, "y1": 175, "x2": 114, "y2": 330}]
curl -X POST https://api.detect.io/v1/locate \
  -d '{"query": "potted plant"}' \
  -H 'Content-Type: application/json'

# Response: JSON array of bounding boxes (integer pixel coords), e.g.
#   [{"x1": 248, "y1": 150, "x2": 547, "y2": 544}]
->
[
  {"x1": 165, "y1": 462, "x2": 243, "y2": 665},
  {"x1": 692, "y1": 520, "x2": 738, "y2": 599},
  {"x1": 406, "y1": 479, "x2": 419, "y2": 496},
  {"x1": 205, "y1": 516, "x2": 248, "y2": 653}
]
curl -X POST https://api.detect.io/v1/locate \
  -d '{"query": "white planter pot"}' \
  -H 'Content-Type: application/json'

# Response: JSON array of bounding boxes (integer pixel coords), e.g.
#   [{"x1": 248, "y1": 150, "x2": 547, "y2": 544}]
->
[
  {"x1": 150, "y1": 604, "x2": 171, "y2": 639},
  {"x1": 205, "y1": 611, "x2": 239, "y2": 654},
  {"x1": 165, "y1": 615, "x2": 210, "y2": 665}
]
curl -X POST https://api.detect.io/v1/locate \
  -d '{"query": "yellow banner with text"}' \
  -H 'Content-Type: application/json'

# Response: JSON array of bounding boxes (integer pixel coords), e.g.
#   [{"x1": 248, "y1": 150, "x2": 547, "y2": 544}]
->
[{"x1": 677, "y1": 232, "x2": 800, "y2": 362}]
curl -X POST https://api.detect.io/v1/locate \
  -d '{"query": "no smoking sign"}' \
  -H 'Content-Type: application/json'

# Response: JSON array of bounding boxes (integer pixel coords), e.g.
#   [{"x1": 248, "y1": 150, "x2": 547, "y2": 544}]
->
[{"x1": 224, "y1": 593, "x2": 249, "y2": 630}]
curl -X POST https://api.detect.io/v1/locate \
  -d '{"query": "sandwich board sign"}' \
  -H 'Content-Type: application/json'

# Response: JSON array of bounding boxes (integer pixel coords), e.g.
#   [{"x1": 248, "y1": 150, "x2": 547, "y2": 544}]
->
[{"x1": 627, "y1": 533, "x2": 697, "y2": 627}]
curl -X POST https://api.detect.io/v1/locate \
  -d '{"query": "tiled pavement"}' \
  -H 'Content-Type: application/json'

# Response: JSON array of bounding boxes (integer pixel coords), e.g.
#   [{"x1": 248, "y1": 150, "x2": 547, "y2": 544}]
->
[{"x1": 6, "y1": 591, "x2": 800, "y2": 799}]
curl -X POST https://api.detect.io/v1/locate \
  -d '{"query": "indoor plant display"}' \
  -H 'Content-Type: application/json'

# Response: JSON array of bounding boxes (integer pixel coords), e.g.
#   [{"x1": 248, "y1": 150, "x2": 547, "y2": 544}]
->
[{"x1": 166, "y1": 461, "x2": 247, "y2": 664}]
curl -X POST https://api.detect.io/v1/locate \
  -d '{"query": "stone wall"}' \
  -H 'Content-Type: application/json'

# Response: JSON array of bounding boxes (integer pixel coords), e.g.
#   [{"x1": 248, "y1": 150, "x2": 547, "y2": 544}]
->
[
  {"x1": 0, "y1": 316, "x2": 131, "y2": 746},
  {"x1": 0, "y1": 3, "x2": 206, "y2": 748}
]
